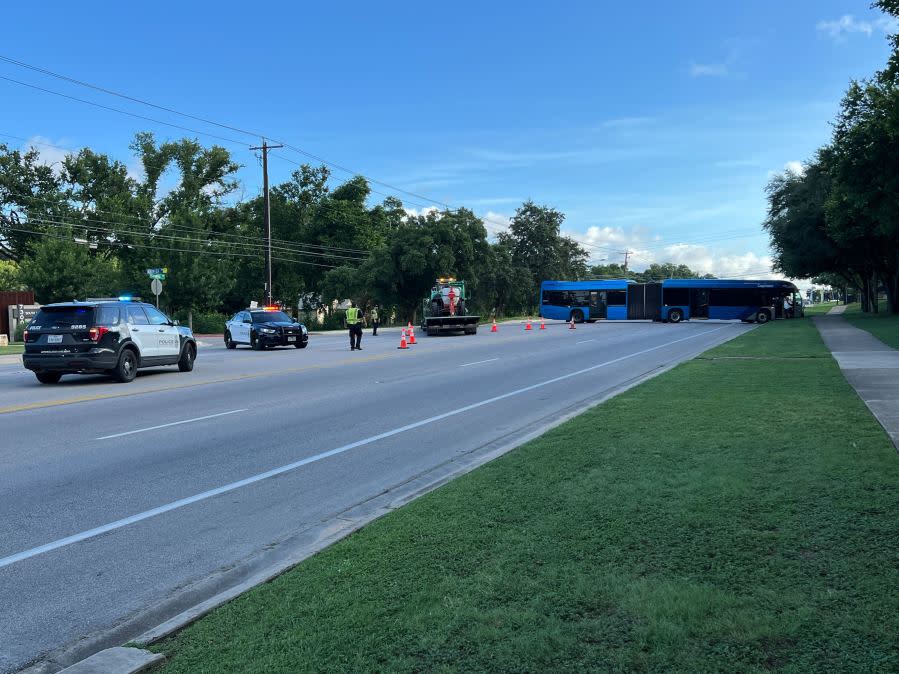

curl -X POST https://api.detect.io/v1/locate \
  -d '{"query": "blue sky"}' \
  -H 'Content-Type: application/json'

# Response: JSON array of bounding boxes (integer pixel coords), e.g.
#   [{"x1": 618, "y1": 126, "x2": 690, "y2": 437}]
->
[{"x1": 1, "y1": 1, "x2": 897, "y2": 280}]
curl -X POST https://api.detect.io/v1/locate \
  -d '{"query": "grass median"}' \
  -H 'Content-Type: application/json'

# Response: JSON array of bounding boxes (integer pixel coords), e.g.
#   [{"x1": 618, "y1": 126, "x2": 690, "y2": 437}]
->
[
  {"x1": 843, "y1": 303, "x2": 899, "y2": 349},
  {"x1": 150, "y1": 318, "x2": 899, "y2": 673},
  {"x1": 0, "y1": 343, "x2": 23, "y2": 355}
]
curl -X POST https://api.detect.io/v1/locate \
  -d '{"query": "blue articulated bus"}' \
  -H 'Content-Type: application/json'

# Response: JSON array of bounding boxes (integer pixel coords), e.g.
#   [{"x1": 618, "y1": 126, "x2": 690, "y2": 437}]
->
[{"x1": 540, "y1": 278, "x2": 799, "y2": 324}]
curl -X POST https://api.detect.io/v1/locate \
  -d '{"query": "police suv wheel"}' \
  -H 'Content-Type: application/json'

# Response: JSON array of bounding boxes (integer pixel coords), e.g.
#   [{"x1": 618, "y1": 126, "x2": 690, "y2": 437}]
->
[
  {"x1": 36, "y1": 372, "x2": 62, "y2": 384},
  {"x1": 178, "y1": 344, "x2": 196, "y2": 372},
  {"x1": 113, "y1": 348, "x2": 138, "y2": 383},
  {"x1": 251, "y1": 333, "x2": 264, "y2": 350},
  {"x1": 295, "y1": 340, "x2": 307, "y2": 349},
  {"x1": 225, "y1": 331, "x2": 236, "y2": 349}
]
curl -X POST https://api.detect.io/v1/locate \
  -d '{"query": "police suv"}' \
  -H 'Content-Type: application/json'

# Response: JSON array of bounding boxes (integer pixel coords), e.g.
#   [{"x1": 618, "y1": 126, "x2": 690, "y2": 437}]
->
[
  {"x1": 22, "y1": 298, "x2": 197, "y2": 384},
  {"x1": 225, "y1": 307, "x2": 308, "y2": 350}
]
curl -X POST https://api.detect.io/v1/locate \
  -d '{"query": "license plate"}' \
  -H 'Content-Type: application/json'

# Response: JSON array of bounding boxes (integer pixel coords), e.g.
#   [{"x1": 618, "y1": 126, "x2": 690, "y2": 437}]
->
[
  {"x1": 287, "y1": 336, "x2": 296, "y2": 342},
  {"x1": 48, "y1": 335, "x2": 63, "y2": 344}
]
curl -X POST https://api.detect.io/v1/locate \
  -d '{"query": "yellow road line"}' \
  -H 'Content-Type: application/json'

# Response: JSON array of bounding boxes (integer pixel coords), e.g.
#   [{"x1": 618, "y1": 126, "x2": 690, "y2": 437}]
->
[
  {"x1": 0, "y1": 352, "x2": 391, "y2": 415},
  {"x1": 0, "y1": 329, "x2": 551, "y2": 415}
]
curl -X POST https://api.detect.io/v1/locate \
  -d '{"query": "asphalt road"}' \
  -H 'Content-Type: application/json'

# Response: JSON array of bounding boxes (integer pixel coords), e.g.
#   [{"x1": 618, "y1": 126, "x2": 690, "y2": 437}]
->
[{"x1": 0, "y1": 320, "x2": 752, "y2": 673}]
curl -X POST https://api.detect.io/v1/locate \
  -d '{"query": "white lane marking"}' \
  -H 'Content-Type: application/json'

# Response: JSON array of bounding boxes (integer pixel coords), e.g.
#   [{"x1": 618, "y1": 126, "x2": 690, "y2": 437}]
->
[
  {"x1": 96, "y1": 409, "x2": 248, "y2": 440},
  {"x1": 576, "y1": 339, "x2": 596, "y2": 344},
  {"x1": 0, "y1": 325, "x2": 730, "y2": 570},
  {"x1": 459, "y1": 358, "x2": 499, "y2": 368}
]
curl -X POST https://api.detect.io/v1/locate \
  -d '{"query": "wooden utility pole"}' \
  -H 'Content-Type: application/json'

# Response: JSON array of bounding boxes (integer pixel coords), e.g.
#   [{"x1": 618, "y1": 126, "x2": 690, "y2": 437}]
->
[
  {"x1": 250, "y1": 140, "x2": 283, "y2": 304},
  {"x1": 623, "y1": 250, "x2": 631, "y2": 279}
]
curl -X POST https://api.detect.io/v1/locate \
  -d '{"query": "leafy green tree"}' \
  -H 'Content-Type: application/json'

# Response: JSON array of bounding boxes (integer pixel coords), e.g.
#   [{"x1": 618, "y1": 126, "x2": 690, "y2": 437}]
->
[
  {"x1": 826, "y1": 78, "x2": 899, "y2": 313},
  {"x1": 0, "y1": 259, "x2": 23, "y2": 290},
  {"x1": 0, "y1": 144, "x2": 66, "y2": 261},
  {"x1": 498, "y1": 201, "x2": 588, "y2": 311},
  {"x1": 18, "y1": 235, "x2": 121, "y2": 302},
  {"x1": 588, "y1": 262, "x2": 628, "y2": 279}
]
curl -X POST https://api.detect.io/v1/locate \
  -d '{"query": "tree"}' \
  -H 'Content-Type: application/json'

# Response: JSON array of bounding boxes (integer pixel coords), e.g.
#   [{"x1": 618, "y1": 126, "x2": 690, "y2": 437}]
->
[
  {"x1": 0, "y1": 259, "x2": 23, "y2": 290},
  {"x1": 499, "y1": 201, "x2": 588, "y2": 311},
  {"x1": 18, "y1": 235, "x2": 121, "y2": 303},
  {"x1": 0, "y1": 144, "x2": 66, "y2": 261},
  {"x1": 826, "y1": 78, "x2": 899, "y2": 313},
  {"x1": 874, "y1": 1, "x2": 899, "y2": 78}
]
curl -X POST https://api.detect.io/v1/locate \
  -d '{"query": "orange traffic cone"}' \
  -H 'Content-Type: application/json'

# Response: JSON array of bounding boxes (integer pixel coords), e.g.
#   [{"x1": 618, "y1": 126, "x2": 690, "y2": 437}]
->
[
  {"x1": 408, "y1": 324, "x2": 417, "y2": 345},
  {"x1": 569, "y1": 318, "x2": 576, "y2": 330},
  {"x1": 525, "y1": 318, "x2": 533, "y2": 331},
  {"x1": 491, "y1": 318, "x2": 498, "y2": 333},
  {"x1": 540, "y1": 317, "x2": 546, "y2": 330},
  {"x1": 397, "y1": 328, "x2": 409, "y2": 349}
]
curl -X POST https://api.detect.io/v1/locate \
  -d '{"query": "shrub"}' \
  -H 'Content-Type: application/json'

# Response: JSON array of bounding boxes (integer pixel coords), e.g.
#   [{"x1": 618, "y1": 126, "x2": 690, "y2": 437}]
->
[{"x1": 172, "y1": 310, "x2": 230, "y2": 334}]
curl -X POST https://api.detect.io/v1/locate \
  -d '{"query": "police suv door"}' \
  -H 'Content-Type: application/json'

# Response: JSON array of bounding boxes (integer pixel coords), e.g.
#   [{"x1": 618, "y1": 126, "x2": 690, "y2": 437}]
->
[
  {"x1": 125, "y1": 304, "x2": 157, "y2": 357},
  {"x1": 145, "y1": 306, "x2": 180, "y2": 360}
]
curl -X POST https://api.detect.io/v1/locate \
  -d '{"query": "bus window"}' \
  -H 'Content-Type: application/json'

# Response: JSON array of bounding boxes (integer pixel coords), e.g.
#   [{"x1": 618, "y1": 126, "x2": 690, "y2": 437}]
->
[
  {"x1": 663, "y1": 288, "x2": 690, "y2": 306},
  {"x1": 607, "y1": 290, "x2": 626, "y2": 306}
]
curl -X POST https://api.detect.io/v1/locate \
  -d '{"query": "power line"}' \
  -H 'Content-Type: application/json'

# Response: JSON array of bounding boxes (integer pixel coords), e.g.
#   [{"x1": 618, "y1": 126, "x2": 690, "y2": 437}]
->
[
  {"x1": 20, "y1": 215, "x2": 366, "y2": 263},
  {"x1": 1, "y1": 188, "x2": 372, "y2": 255},
  {"x1": 5, "y1": 223, "x2": 342, "y2": 268},
  {"x1": 0, "y1": 55, "x2": 454, "y2": 210}
]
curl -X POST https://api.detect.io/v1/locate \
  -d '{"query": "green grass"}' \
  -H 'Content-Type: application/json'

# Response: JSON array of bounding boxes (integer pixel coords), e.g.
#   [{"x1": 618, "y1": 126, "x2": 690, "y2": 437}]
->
[
  {"x1": 0, "y1": 343, "x2": 24, "y2": 355},
  {"x1": 802, "y1": 301, "x2": 839, "y2": 316},
  {"x1": 842, "y1": 303, "x2": 899, "y2": 350},
  {"x1": 151, "y1": 319, "x2": 899, "y2": 673}
]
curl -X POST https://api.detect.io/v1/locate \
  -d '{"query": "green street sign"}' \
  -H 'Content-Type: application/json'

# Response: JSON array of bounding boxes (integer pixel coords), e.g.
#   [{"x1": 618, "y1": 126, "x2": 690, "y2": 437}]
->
[{"x1": 150, "y1": 273, "x2": 166, "y2": 281}]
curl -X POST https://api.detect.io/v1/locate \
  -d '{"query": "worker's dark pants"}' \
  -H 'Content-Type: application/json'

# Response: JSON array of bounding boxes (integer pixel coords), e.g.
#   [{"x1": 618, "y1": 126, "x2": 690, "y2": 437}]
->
[
  {"x1": 349, "y1": 323, "x2": 362, "y2": 349},
  {"x1": 372, "y1": 321, "x2": 379, "y2": 336}
]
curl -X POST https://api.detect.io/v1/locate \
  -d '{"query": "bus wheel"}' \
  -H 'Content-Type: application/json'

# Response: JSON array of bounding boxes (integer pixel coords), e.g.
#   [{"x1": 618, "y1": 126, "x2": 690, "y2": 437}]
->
[
  {"x1": 668, "y1": 309, "x2": 683, "y2": 323},
  {"x1": 571, "y1": 310, "x2": 585, "y2": 323},
  {"x1": 756, "y1": 310, "x2": 771, "y2": 324}
]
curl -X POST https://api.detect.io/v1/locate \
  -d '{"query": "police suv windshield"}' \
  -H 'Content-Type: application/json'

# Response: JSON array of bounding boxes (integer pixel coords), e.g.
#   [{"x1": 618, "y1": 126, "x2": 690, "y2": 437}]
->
[{"x1": 251, "y1": 311, "x2": 293, "y2": 323}]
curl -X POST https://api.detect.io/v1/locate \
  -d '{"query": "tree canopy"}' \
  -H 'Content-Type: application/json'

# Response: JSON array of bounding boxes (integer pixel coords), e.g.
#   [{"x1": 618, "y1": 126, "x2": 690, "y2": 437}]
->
[
  {"x1": 763, "y1": 5, "x2": 899, "y2": 313},
  {"x1": 2, "y1": 133, "x2": 722, "y2": 321}
]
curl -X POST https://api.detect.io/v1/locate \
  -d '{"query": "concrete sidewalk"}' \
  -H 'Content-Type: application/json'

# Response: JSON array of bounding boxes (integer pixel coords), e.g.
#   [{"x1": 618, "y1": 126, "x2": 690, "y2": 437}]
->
[{"x1": 814, "y1": 314, "x2": 899, "y2": 450}]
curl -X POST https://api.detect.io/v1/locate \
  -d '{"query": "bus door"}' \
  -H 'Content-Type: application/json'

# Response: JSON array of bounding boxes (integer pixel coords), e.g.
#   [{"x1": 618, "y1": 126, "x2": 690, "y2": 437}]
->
[
  {"x1": 589, "y1": 291, "x2": 607, "y2": 319},
  {"x1": 691, "y1": 289, "x2": 710, "y2": 319}
]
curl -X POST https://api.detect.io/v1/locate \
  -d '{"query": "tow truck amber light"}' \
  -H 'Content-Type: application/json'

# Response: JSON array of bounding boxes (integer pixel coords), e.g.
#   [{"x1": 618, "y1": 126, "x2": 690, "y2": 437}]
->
[{"x1": 89, "y1": 326, "x2": 109, "y2": 342}]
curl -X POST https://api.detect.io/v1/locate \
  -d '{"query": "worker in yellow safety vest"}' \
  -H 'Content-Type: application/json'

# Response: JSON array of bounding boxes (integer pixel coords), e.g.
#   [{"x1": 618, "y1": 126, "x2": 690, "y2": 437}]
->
[{"x1": 346, "y1": 301, "x2": 363, "y2": 351}]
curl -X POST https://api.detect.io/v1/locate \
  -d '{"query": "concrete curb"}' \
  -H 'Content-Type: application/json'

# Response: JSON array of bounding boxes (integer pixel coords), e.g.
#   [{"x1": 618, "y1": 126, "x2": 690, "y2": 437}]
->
[
  {"x1": 57, "y1": 648, "x2": 163, "y2": 674},
  {"x1": 22, "y1": 325, "x2": 749, "y2": 673}
]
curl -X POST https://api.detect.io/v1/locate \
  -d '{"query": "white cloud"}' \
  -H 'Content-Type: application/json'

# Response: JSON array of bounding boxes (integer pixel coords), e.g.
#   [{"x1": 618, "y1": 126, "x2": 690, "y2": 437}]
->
[
  {"x1": 480, "y1": 210, "x2": 512, "y2": 236},
  {"x1": 403, "y1": 206, "x2": 440, "y2": 219},
  {"x1": 767, "y1": 160, "x2": 805, "y2": 180},
  {"x1": 564, "y1": 224, "x2": 785, "y2": 280},
  {"x1": 689, "y1": 61, "x2": 729, "y2": 77},
  {"x1": 22, "y1": 136, "x2": 69, "y2": 173},
  {"x1": 816, "y1": 15, "x2": 899, "y2": 41}
]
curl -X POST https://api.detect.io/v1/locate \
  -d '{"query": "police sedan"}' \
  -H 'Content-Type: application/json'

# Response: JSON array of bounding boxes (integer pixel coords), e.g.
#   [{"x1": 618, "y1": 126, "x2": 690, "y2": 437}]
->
[{"x1": 224, "y1": 307, "x2": 308, "y2": 350}]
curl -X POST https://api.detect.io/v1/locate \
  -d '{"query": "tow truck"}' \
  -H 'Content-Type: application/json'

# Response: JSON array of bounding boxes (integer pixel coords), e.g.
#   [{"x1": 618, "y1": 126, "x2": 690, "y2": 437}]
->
[{"x1": 420, "y1": 278, "x2": 479, "y2": 336}]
